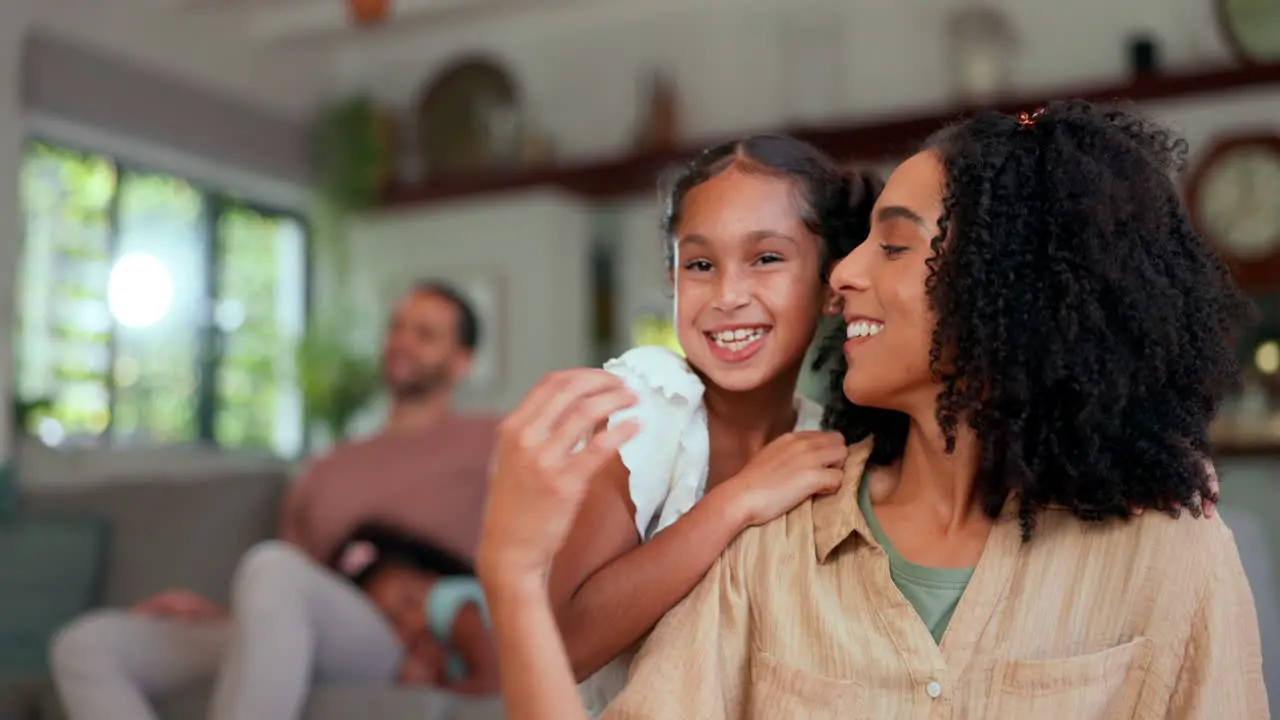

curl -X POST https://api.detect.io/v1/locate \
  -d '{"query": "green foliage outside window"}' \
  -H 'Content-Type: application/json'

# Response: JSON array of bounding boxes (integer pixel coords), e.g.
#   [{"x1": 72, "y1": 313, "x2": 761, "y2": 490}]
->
[
  {"x1": 16, "y1": 140, "x2": 308, "y2": 455},
  {"x1": 631, "y1": 314, "x2": 683, "y2": 356}
]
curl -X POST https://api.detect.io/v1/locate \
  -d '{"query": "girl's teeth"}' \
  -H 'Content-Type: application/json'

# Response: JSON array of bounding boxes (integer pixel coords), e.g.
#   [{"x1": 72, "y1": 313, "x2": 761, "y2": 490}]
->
[{"x1": 711, "y1": 328, "x2": 768, "y2": 349}]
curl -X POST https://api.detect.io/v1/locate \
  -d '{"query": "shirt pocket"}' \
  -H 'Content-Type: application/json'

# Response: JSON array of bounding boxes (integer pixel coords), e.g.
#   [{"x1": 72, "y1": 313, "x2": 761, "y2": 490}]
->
[
  {"x1": 987, "y1": 637, "x2": 1156, "y2": 720},
  {"x1": 748, "y1": 651, "x2": 863, "y2": 718}
]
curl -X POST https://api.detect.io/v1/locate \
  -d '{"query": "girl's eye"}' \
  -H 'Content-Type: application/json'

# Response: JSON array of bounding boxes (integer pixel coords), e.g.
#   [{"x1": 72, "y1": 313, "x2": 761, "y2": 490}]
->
[
  {"x1": 755, "y1": 253, "x2": 785, "y2": 265},
  {"x1": 683, "y1": 259, "x2": 713, "y2": 272},
  {"x1": 880, "y1": 244, "x2": 908, "y2": 258}
]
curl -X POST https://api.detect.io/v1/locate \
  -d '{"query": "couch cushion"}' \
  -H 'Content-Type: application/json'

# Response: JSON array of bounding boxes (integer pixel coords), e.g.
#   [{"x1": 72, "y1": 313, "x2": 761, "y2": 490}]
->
[
  {"x1": 1, "y1": 675, "x2": 53, "y2": 720},
  {"x1": 0, "y1": 516, "x2": 108, "y2": 675},
  {"x1": 22, "y1": 472, "x2": 287, "y2": 607},
  {"x1": 303, "y1": 685, "x2": 504, "y2": 720},
  {"x1": 104, "y1": 680, "x2": 505, "y2": 720}
]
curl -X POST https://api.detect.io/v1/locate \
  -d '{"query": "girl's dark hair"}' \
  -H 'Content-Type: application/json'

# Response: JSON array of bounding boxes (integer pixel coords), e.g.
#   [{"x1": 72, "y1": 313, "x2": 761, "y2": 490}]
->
[
  {"x1": 826, "y1": 100, "x2": 1251, "y2": 538},
  {"x1": 659, "y1": 134, "x2": 880, "y2": 276},
  {"x1": 331, "y1": 523, "x2": 474, "y2": 589},
  {"x1": 659, "y1": 134, "x2": 882, "y2": 396}
]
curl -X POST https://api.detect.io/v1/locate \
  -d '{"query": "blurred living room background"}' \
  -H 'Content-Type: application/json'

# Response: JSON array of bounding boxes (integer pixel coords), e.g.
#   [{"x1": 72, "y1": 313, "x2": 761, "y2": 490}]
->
[{"x1": 0, "y1": 0, "x2": 1278, "y2": 717}]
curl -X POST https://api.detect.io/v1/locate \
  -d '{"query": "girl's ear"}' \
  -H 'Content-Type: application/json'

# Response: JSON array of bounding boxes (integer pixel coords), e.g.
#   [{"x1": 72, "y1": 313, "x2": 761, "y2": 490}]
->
[{"x1": 821, "y1": 286, "x2": 842, "y2": 317}]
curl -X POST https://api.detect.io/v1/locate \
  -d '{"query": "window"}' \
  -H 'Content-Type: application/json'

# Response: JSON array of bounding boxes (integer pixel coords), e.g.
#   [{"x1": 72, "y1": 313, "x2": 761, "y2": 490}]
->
[
  {"x1": 630, "y1": 314, "x2": 682, "y2": 356},
  {"x1": 16, "y1": 140, "x2": 308, "y2": 456}
]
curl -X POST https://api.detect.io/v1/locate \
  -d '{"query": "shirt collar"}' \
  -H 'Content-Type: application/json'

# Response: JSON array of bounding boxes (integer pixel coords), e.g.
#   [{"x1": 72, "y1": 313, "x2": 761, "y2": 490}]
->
[
  {"x1": 812, "y1": 437, "x2": 877, "y2": 562},
  {"x1": 813, "y1": 439, "x2": 1026, "y2": 563}
]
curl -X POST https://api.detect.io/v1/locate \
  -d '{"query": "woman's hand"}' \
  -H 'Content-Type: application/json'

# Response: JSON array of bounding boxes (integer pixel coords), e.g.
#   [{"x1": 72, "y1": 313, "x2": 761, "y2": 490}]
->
[
  {"x1": 719, "y1": 431, "x2": 848, "y2": 528},
  {"x1": 477, "y1": 369, "x2": 640, "y2": 593}
]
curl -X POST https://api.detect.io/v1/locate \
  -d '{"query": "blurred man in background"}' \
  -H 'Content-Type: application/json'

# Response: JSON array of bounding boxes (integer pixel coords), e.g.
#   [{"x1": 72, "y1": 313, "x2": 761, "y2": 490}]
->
[{"x1": 50, "y1": 281, "x2": 500, "y2": 720}]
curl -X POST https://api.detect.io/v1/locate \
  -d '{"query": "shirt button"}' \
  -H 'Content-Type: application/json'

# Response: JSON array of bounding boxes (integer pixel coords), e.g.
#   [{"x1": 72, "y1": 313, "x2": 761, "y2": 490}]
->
[{"x1": 925, "y1": 681, "x2": 943, "y2": 699}]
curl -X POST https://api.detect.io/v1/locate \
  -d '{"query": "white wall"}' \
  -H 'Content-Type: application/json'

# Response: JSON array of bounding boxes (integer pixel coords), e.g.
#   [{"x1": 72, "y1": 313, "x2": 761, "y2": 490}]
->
[
  {"x1": 30, "y1": 0, "x2": 328, "y2": 119},
  {"x1": 0, "y1": 0, "x2": 28, "y2": 462},
  {"x1": 342, "y1": 190, "x2": 595, "y2": 413},
  {"x1": 333, "y1": 0, "x2": 1240, "y2": 161}
]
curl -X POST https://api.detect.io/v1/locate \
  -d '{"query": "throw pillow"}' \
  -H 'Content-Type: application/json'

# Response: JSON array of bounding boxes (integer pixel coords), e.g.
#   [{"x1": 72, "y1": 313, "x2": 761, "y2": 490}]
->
[{"x1": 0, "y1": 516, "x2": 109, "y2": 676}]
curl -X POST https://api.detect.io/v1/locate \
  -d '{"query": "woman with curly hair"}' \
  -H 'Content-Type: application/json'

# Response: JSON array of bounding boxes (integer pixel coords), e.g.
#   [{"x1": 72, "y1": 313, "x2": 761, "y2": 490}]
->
[{"x1": 478, "y1": 101, "x2": 1267, "y2": 719}]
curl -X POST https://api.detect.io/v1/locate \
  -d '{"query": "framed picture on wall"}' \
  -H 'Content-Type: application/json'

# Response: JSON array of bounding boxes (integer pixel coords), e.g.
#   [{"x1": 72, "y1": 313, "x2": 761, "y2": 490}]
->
[{"x1": 450, "y1": 272, "x2": 506, "y2": 391}]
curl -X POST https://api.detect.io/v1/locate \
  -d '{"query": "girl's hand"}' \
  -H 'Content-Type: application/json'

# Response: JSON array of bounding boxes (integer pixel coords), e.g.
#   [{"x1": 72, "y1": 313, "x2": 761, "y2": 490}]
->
[
  {"x1": 721, "y1": 431, "x2": 848, "y2": 528},
  {"x1": 477, "y1": 369, "x2": 640, "y2": 593},
  {"x1": 398, "y1": 636, "x2": 447, "y2": 686}
]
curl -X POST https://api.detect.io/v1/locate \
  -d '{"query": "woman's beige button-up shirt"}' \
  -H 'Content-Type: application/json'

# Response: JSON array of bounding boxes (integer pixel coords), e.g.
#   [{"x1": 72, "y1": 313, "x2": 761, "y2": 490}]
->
[{"x1": 603, "y1": 439, "x2": 1268, "y2": 719}]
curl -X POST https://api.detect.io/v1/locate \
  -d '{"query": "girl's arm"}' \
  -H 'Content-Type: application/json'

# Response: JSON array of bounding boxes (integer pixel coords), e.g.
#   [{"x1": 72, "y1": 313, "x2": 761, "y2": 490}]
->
[
  {"x1": 547, "y1": 453, "x2": 750, "y2": 680},
  {"x1": 484, "y1": 576, "x2": 591, "y2": 720},
  {"x1": 444, "y1": 602, "x2": 501, "y2": 696}
]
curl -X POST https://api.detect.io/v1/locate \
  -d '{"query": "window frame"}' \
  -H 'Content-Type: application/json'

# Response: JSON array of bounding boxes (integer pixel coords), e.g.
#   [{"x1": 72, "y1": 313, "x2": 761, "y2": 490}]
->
[{"x1": 18, "y1": 136, "x2": 313, "y2": 452}]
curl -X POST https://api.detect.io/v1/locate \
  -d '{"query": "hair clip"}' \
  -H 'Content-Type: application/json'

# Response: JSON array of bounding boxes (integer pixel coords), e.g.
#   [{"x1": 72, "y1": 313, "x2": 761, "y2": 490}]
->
[
  {"x1": 338, "y1": 540, "x2": 378, "y2": 576},
  {"x1": 1017, "y1": 107, "x2": 1047, "y2": 128}
]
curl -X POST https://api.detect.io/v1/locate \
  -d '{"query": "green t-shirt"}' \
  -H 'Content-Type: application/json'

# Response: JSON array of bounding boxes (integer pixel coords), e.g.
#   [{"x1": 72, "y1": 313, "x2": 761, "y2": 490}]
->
[{"x1": 858, "y1": 480, "x2": 974, "y2": 644}]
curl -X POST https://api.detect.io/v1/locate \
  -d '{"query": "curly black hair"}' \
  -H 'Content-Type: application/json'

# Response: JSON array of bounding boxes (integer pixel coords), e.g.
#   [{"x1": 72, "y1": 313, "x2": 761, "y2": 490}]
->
[{"x1": 821, "y1": 100, "x2": 1251, "y2": 538}]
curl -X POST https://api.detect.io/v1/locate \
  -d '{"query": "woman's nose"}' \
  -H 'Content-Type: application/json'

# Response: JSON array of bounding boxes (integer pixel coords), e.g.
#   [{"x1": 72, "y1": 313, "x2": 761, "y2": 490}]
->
[{"x1": 829, "y1": 242, "x2": 872, "y2": 296}]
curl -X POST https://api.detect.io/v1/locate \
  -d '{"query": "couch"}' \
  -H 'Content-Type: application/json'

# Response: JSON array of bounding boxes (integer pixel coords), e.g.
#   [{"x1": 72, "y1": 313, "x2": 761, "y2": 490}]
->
[{"x1": 0, "y1": 461, "x2": 504, "y2": 720}]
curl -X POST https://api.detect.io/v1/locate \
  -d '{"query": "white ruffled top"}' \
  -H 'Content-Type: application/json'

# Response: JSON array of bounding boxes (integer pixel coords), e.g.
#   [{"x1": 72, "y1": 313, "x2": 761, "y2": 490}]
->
[
  {"x1": 604, "y1": 345, "x2": 825, "y2": 539},
  {"x1": 578, "y1": 345, "x2": 825, "y2": 715}
]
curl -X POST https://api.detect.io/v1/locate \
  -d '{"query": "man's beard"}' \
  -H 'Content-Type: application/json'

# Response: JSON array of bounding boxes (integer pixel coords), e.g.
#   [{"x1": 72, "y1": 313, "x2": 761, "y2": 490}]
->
[{"x1": 387, "y1": 365, "x2": 451, "y2": 402}]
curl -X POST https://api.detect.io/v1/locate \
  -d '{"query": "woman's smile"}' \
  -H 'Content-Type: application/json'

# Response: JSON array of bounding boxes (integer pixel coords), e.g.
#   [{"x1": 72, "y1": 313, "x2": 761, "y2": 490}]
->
[{"x1": 843, "y1": 316, "x2": 884, "y2": 353}]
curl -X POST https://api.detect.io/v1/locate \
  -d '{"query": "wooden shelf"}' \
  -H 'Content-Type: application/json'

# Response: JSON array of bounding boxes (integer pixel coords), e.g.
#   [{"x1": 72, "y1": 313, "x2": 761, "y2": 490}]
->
[
  {"x1": 379, "y1": 63, "x2": 1280, "y2": 210},
  {"x1": 1213, "y1": 440, "x2": 1280, "y2": 458}
]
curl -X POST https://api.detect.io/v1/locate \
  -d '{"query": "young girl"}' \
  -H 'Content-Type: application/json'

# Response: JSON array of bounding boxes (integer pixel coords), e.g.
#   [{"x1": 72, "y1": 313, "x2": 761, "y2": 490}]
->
[
  {"x1": 543, "y1": 135, "x2": 880, "y2": 712},
  {"x1": 332, "y1": 523, "x2": 499, "y2": 695}
]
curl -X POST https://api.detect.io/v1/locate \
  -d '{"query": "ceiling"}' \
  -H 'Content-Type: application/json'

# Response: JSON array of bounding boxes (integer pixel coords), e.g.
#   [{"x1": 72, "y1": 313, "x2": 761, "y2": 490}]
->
[
  {"x1": 141, "y1": 0, "x2": 594, "y2": 45},
  {"x1": 103, "y1": 0, "x2": 791, "y2": 51},
  {"x1": 26, "y1": 0, "x2": 666, "y2": 116}
]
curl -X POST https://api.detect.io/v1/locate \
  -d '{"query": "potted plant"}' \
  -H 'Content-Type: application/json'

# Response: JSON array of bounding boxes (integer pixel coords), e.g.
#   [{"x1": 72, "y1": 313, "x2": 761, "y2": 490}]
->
[
  {"x1": 296, "y1": 321, "x2": 382, "y2": 444},
  {"x1": 12, "y1": 395, "x2": 53, "y2": 439},
  {"x1": 2, "y1": 395, "x2": 50, "y2": 521},
  {"x1": 314, "y1": 94, "x2": 397, "y2": 211}
]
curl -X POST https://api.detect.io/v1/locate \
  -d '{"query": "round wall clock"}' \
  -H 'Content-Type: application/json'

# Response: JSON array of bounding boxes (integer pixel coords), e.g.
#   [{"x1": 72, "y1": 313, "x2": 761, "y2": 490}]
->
[
  {"x1": 1186, "y1": 133, "x2": 1280, "y2": 290},
  {"x1": 1217, "y1": 0, "x2": 1280, "y2": 63}
]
